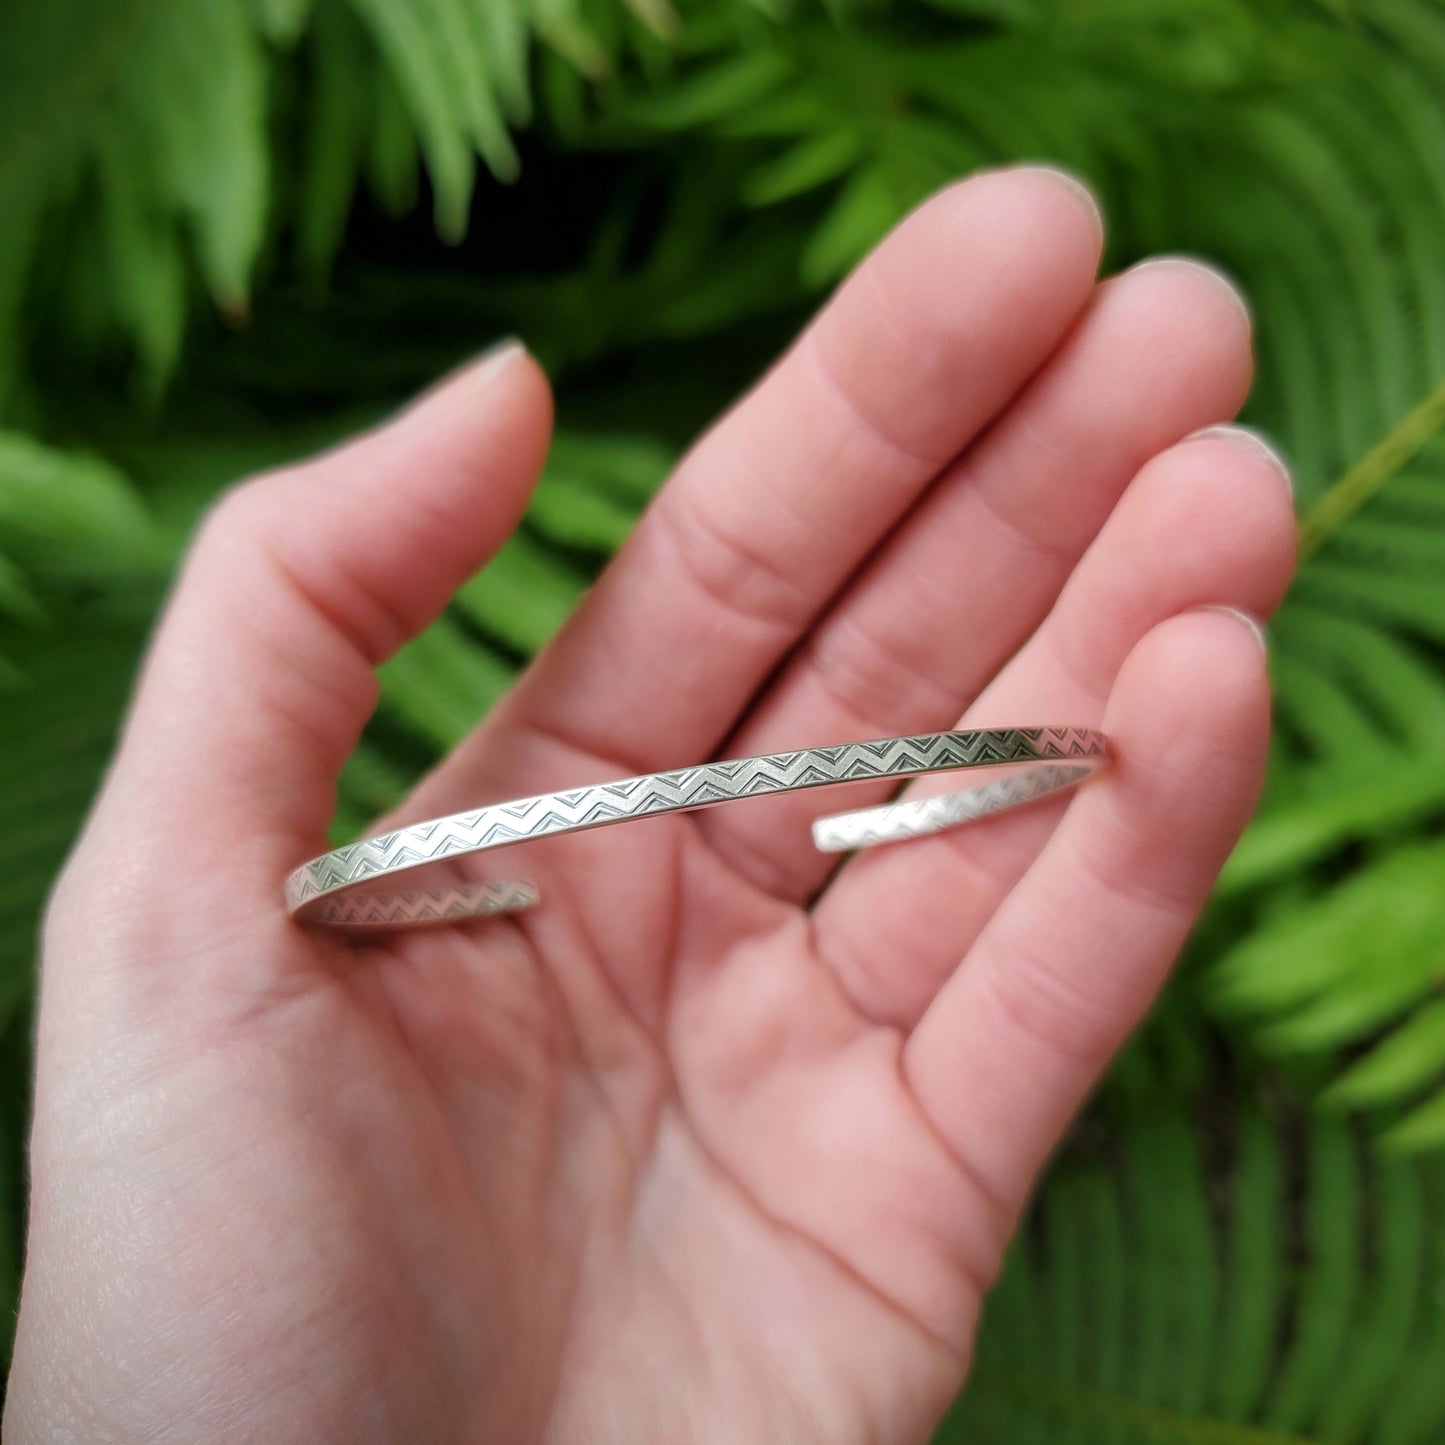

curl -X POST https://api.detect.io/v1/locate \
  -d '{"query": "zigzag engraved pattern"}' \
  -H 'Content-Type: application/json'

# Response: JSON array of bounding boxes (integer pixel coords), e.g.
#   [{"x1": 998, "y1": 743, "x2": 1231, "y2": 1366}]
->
[
  {"x1": 287, "y1": 728, "x2": 1107, "y2": 929},
  {"x1": 314, "y1": 881, "x2": 540, "y2": 931}
]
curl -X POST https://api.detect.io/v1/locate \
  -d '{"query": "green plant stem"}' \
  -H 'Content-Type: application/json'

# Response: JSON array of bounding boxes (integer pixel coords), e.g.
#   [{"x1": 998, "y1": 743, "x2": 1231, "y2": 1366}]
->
[{"x1": 1299, "y1": 373, "x2": 1445, "y2": 557}]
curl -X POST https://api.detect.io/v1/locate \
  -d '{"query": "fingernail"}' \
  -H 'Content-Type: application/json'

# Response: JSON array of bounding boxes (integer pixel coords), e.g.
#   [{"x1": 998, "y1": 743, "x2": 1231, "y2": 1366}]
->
[
  {"x1": 1187, "y1": 424, "x2": 1292, "y2": 498},
  {"x1": 470, "y1": 337, "x2": 526, "y2": 386},
  {"x1": 1203, "y1": 605, "x2": 1268, "y2": 653},
  {"x1": 1126, "y1": 255, "x2": 1251, "y2": 329},
  {"x1": 1012, "y1": 164, "x2": 1103, "y2": 240},
  {"x1": 404, "y1": 339, "x2": 527, "y2": 424}
]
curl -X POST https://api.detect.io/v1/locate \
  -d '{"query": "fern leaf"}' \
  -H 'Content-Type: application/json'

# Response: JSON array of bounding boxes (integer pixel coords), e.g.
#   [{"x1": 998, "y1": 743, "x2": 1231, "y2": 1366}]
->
[
  {"x1": 1324, "y1": 1001, "x2": 1445, "y2": 1111},
  {"x1": 531, "y1": 0, "x2": 609, "y2": 79},
  {"x1": 141, "y1": 0, "x2": 269, "y2": 312},
  {"x1": 0, "y1": 0, "x2": 650, "y2": 395},
  {"x1": 298, "y1": 1, "x2": 377, "y2": 280},
  {"x1": 943, "y1": 1097, "x2": 1445, "y2": 1443},
  {"x1": 1264, "y1": 1123, "x2": 1359, "y2": 1432},
  {"x1": 1212, "y1": 1109, "x2": 1285, "y2": 1423},
  {"x1": 0, "y1": 432, "x2": 159, "y2": 599},
  {"x1": 474, "y1": 0, "x2": 533, "y2": 124},
  {"x1": 1193, "y1": 7, "x2": 1445, "y2": 1139},
  {"x1": 91, "y1": 126, "x2": 189, "y2": 392},
  {"x1": 454, "y1": 530, "x2": 588, "y2": 657},
  {"x1": 376, "y1": 613, "x2": 516, "y2": 749},
  {"x1": 365, "y1": 60, "x2": 425, "y2": 217},
  {"x1": 346, "y1": 0, "x2": 478, "y2": 237},
  {"x1": 0, "y1": 0, "x2": 268, "y2": 389},
  {"x1": 0, "y1": 553, "x2": 44, "y2": 627},
  {"x1": 1315, "y1": 1156, "x2": 1422, "y2": 1438},
  {"x1": 332, "y1": 740, "x2": 411, "y2": 843},
  {"x1": 1385, "y1": 1091, "x2": 1445, "y2": 1154},
  {"x1": 1212, "y1": 841, "x2": 1445, "y2": 1141}
]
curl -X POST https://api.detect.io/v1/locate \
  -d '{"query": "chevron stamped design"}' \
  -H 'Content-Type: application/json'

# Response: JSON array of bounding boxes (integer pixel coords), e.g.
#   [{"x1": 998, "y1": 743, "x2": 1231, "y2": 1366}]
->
[{"x1": 286, "y1": 728, "x2": 1108, "y2": 929}]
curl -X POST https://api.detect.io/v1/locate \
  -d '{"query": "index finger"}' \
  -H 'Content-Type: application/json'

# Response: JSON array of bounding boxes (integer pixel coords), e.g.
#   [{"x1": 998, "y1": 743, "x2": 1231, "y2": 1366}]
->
[{"x1": 405, "y1": 167, "x2": 1106, "y2": 816}]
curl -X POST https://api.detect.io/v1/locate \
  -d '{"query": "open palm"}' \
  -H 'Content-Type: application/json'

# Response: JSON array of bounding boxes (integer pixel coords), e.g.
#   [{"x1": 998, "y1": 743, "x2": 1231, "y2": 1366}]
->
[{"x1": 8, "y1": 170, "x2": 1296, "y2": 1444}]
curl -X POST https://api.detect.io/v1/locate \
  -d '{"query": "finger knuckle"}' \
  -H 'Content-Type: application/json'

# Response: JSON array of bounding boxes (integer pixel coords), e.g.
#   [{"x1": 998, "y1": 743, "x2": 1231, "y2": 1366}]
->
[
  {"x1": 194, "y1": 467, "x2": 297, "y2": 552},
  {"x1": 983, "y1": 938, "x2": 1120, "y2": 1064}
]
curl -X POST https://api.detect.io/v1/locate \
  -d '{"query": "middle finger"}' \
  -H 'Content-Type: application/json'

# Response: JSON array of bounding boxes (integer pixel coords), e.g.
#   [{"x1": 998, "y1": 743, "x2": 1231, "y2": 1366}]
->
[
  {"x1": 697, "y1": 258, "x2": 1255, "y2": 899},
  {"x1": 392, "y1": 167, "x2": 1103, "y2": 827}
]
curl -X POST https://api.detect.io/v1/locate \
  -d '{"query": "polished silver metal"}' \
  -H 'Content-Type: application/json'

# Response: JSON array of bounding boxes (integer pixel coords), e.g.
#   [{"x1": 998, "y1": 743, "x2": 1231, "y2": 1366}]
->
[{"x1": 286, "y1": 727, "x2": 1108, "y2": 930}]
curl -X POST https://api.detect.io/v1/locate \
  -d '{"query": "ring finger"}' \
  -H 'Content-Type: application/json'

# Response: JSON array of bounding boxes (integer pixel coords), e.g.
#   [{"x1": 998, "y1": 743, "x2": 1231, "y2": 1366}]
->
[{"x1": 810, "y1": 425, "x2": 1297, "y2": 1026}]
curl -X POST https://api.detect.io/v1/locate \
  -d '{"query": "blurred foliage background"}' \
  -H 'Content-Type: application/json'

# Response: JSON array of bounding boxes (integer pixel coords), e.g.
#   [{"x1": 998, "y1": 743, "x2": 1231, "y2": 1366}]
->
[{"x1": 3, "y1": 0, "x2": 1445, "y2": 1437}]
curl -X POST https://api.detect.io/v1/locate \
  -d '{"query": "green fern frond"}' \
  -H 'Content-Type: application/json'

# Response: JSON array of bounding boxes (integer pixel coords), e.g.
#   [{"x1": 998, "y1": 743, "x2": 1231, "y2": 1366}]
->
[
  {"x1": 1324, "y1": 1001, "x2": 1445, "y2": 1114},
  {"x1": 1213, "y1": 350, "x2": 1445, "y2": 1148},
  {"x1": 0, "y1": 0, "x2": 267, "y2": 395},
  {"x1": 942, "y1": 1096, "x2": 1445, "y2": 1444},
  {"x1": 0, "y1": 431, "x2": 161, "y2": 613},
  {"x1": 0, "y1": 0, "x2": 650, "y2": 398}
]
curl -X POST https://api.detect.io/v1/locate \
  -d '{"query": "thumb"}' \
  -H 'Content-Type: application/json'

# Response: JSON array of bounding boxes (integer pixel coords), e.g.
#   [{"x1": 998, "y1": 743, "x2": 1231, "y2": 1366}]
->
[{"x1": 99, "y1": 341, "x2": 552, "y2": 864}]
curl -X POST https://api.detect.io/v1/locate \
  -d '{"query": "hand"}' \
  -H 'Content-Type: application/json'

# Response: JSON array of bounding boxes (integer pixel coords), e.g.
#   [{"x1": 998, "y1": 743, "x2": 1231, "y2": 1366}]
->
[{"x1": 6, "y1": 169, "x2": 1295, "y2": 1444}]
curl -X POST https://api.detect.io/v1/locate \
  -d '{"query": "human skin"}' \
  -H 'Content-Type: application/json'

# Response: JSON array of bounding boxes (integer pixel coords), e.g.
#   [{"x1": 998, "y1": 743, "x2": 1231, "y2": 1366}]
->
[{"x1": 5, "y1": 168, "x2": 1296, "y2": 1443}]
